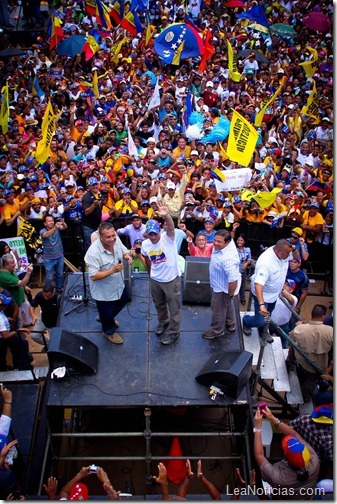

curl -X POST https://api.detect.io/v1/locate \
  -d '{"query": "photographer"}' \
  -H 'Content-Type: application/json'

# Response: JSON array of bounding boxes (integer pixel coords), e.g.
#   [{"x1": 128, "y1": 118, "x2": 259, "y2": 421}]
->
[
  {"x1": 81, "y1": 177, "x2": 102, "y2": 252},
  {"x1": 40, "y1": 215, "x2": 67, "y2": 294},
  {"x1": 131, "y1": 239, "x2": 147, "y2": 272}
]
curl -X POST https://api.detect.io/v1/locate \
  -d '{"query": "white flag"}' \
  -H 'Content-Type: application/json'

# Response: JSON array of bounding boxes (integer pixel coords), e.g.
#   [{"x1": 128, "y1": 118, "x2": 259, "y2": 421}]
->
[
  {"x1": 128, "y1": 128, "x2": 138, "y2": 160},
  {"x1": 148, "y1": 78, "x2": 161, "y2": 110}
]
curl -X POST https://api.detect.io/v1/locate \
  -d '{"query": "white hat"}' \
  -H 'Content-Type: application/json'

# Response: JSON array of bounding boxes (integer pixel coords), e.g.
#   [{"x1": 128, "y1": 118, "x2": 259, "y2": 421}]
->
[
  {"x1": 147, "y1": 137, "x2": 156, "y2": 143},
  {"x1": 206, "y1": 81, "x2": 214, "y2": 87},
  {"x1": 166, "y1": 181, "x2": 176, "y2": 190},
  {"x1": 149, "y1": 196, "x2": 158, "y2": 204},
  {"x1": 287, "y1": 104, "x2": 295, "y2": 110},
  {"x1": 267, "y1": 211, "x2": 277, "y2": 218},
  {"x1": 277, "y1": 69, "x2": 285, "y2": 74},
  {"x1": 190, "y1": 150, "x2": 198, "y2": 156}
]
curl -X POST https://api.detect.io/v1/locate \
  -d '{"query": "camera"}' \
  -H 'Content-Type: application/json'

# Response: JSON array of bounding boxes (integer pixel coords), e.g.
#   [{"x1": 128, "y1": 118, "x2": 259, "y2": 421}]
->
[
  {"x1": 89, "y1": 464, "x2": 99, "y2": 474},
  {"x1": 135, "y1": 247, "x2": 141, "y2": 254}
]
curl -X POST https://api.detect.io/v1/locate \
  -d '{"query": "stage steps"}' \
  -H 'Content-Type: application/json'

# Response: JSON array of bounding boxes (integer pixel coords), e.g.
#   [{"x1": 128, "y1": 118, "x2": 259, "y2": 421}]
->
[
  {"x1": 241, "y1": 312, "x2": 304, "y2": 405},
  {"x1": 0, "y1": 367, "x2": 49, "y2": 382}
]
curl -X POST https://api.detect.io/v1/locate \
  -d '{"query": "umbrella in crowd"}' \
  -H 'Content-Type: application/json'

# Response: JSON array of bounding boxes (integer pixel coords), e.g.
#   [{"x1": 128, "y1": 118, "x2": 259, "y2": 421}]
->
[
  {"x1": 225, "y1": 0, "x2": 245, "y2": 9},
  {"x1": 56, "y1": 35, "x2": 86, "y2": 56},
  {"x1": 238, "y1": 49, "x2": 269, "y2": 63},
  {"x1": 269, "y1": 23, "x2": 297, "y2": 37},
  {"x1": 0, "y1": 48, "x2": 27, "y2": 57},
  {"x1": 302, "y1": 12, "x2": 332, "y2": 33}
]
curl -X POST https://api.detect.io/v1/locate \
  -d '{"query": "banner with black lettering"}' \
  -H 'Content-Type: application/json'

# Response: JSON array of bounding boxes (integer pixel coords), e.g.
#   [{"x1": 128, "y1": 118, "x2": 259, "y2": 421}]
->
[
  {"x1": 299, "y1": 47, "x2": 318, "y2": 79},
  {"x1": 35, "y1": 100, "x2": 56, "y2": 164},
  {"x1": 227, "y1": 110, "x2": 258, "y2": 167},
  {"x1": 254, "y1": 81, "x2": 283, "y2": 127},
  {"x1": 301, "y1": 79, "x2": 320, "y2": 125},
  {"x1": 0, "y1": 82, "x2": 9, "y2": 135},
  {"x1": 226, "y1": 39, "x2": 241, "y2": 83}
]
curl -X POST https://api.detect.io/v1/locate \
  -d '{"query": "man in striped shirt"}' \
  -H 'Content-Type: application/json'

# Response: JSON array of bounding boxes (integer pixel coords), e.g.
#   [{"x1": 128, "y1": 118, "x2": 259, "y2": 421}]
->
[{"x1": 202, "y1": 230, "x2": 241, "y2": 340}]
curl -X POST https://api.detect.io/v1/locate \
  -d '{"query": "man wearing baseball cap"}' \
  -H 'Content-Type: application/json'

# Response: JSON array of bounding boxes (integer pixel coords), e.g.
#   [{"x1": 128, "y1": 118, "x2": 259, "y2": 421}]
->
[
  {"x1": 254, "y1": 405, "x2": 320, "y2": 496},
  {"x1": 141, "y1": 200, "x2": 181, "y2": 345}
]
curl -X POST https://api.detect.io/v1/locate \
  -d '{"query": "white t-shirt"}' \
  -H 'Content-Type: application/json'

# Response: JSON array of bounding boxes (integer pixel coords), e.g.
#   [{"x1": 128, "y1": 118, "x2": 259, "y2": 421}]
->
[
  {"x1": 271, "y1": 294, "x2": 298, "y2": 326},
  {"x1": 141, "y1": 233, "x2": 180, "y2": 282},
  {"x1": 251, "y1": 246, "x2": 289, "y2": 303}
]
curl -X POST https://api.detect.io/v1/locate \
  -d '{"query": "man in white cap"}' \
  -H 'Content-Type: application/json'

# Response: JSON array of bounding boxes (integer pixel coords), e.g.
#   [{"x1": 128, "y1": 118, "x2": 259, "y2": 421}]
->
[{"x1": 141, "y1": 201, "x2": 181, "y2": 345}]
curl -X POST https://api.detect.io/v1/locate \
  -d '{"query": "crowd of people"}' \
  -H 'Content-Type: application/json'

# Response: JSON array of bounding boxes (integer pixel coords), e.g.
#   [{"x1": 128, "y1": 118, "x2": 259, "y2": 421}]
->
[{"x1": 0, "y1": 0, "x2": 333, "y2": 499}]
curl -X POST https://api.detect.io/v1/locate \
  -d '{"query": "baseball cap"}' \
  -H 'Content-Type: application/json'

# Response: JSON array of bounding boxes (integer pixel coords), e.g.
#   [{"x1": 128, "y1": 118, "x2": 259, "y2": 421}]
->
[
  {"x1": 282, "y1": 435, "x2": 310, "y2": 470},
  {"x1": 124, "y1": 188, "x2": 131, "y2": 194},
  {"x1": 146, "y1": 219, "x2": 160, "y2": 234},
  {"x1": 191, "y1": 150, "x2": 198, "y2": 156},
  {"x1": 309, "y1": 202, "x2": 319, "y2": 209},
  {"x1": 267, "y1": 211, "x2": 277, "y2": 218},
  {"x1": 225, "y1": 201, "x2": 232, "y2": 207},
  {"x1": 17, "y1": 174, "x2": 25, "y2": 180},
  {"x1": 233, "y1": 195, "x2": 241, "y2": 203},
  {"x1": 88, "y1": 177, "x2": 98, "y2": 186},
  {"x1": 142, "y1": 200, "x2": 150, "y2": 206},
  {"x1": 69, "y1": 483, "x2": 89, "y2": 501},
  {"x1": 131, "y1": 213, "x2": 141, "y2": 219},
  {"x1": 285, "y1": 278, "x2": 296, "y2": 291},
  {"x1": 101, "y1": 176, "x2": 109, "y2": 183},
  {"x1": 28, "y1": 175, "x2": 37, "y2": 182},
  {"x1": 206, "y1": 81, "x2": 214, "y2": 88},
  {"x1": 0, "y1": 293, "x2": 12, "y2": 306},
  {"x1": 311, "y1": 404, "x2": 333, "y2": 425},
  {"x1": 216, "y1": 194, "x2": 225, "y2": 201},
  {"x1": 158, "y1": 174, "x2": 167, "y2": 180},
  {"x1": 291, "y1": 227, "x2": 303, "y2": 237},
  {"x1": 149, "y1": 196, "x2": 158, "y2": 204},
  {"x1": 65, "y1": 182, "x2": 74, "y2": 187},
  {"x1": 205, "y1": 217, "x2": 214, "y2": 223},
  {"x1": 167, "y1": 181, "x2": 176, "y2": 190},
  {"x1": 147, "y1": 137, "x2": 156, "y2": 144},
  {"x1": 66, "y1": 195, "x2": 75, "y2": 202}
]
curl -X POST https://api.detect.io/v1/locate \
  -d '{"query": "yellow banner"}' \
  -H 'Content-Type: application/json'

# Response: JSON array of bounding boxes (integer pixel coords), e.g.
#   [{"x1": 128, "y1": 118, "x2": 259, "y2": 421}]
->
[
  {"x1": 226, "y1": 39, "x2": 241, "y2": 83},
  {"x1": 35, "y1": 100, "x2": 56, "y2": 164},
  {"x1": 0, "y1": 83, "x2": 9, "y2": 135},
  {"x1": 299, "y1": 47, "x2": 318, "y2": 78},
  {"x1": 227, "y1": 109, "x2": 258, "y2": 167},
  {"x1": 92, "y1": 70, "x2": 99, "y2": 98},
  {"x1": 111, "y1": 37, "x2": 127, "y2": 64},
  {"x1": 301, "y1": 79, "x2": 320, "y2": 125},
  {"x1": 254, "y1": 81, "x2": 283, "y2": 127}
]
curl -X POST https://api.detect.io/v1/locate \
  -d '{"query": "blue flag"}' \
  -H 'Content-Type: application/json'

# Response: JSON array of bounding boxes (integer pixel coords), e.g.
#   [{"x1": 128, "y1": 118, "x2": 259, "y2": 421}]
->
[{"x1": 236, "y1": 4, "x2": 269, "y2": 28}]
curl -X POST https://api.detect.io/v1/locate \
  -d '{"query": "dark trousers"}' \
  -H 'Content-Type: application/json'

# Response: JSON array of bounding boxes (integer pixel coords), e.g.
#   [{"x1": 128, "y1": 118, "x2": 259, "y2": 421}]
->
[
  {"x1": 0, "y1": 336, "x2": 30, "y2": 371},
  {"x1": 243, "y1": 295, "x2": 276, "y2": 329},
  {"x1": 95, "y1": 288, "x2": 129, "y2": 335}
]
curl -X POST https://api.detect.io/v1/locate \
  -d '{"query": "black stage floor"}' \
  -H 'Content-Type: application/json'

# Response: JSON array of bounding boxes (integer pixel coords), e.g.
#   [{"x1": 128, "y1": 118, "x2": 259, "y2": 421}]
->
[{"x1": 48, "y1": 273, "x2": 250, "y2": 408}]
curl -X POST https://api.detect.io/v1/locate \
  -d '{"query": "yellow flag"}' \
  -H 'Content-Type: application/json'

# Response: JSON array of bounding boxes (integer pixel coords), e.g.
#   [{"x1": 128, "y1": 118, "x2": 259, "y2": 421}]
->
[
  {"x1": 172, "y1": 41, "x2": 185, "y2": 66},
  {"x1": 0, "y1": 82, "x2": 9, "y2": 134},
  {"x1": 226, "y1": 39, "x2": 241, "y2": 83},
  {"x1": 254, "y1": 81, "x2": 283, "y2": 127},
  {"x1": 251, "y1": 187, "x2": 282, "y2": 209},
  {"x1": 227, "y1": 109, "x2": 258, "y2": 167},
  {"x1": 111, "y1": 37, "x2": 127, "y2": 64},
  {"x1": 218, "y1": 141, "x2": 228, "y2": 161},
  {"x1": 92, "y1": 70, "x2": 99, "y2": 98},
  {"x1": 145, "y1": 23, "x2": 153, "y2": 46},
  {"x1": 299, "y1": 47, "x2": 318, "y2": 78},
  {"x1": 301, "y1": 79, "x2": 320, "y2": 125},
  {"x1": 35, "y1": 100, "x2": 56, "y2": 164}
]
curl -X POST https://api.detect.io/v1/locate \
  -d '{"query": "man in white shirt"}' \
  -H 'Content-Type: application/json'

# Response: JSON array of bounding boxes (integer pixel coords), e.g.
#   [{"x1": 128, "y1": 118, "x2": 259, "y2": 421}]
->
[
  {"x1": 202, "y1": 230, "x2": 241, "y2": 339},
  {"x1": 141, "y1": 201, "x2": 181, "y2": 345},
  {"x1": 242, "y1": 239, "x2": 295, "y2": 339}
]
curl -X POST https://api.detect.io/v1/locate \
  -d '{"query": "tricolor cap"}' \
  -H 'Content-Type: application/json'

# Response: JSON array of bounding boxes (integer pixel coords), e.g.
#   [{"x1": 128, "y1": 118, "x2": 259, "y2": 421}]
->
[
  {"x1": 311, "y1": 404, "x2": 333, "y2": 425},
  {"x1": 281, "y1": 435, "x2": 310, "y2": 469}
]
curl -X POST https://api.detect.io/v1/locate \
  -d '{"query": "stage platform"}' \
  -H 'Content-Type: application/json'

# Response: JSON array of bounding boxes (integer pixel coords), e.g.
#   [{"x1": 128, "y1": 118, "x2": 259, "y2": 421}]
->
[{"x1": 48, "y1": 272, "x2": 250, "y2": 408}]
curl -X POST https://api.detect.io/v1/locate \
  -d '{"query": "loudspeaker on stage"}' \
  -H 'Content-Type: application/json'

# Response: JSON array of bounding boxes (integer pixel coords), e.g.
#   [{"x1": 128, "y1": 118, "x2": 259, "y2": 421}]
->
[
  {"x1": 48, "y1": 328, "x2": 98, "y2": 375},
  {"x1": 195, "y1": 350, "x2": 253, "y2": 398}
]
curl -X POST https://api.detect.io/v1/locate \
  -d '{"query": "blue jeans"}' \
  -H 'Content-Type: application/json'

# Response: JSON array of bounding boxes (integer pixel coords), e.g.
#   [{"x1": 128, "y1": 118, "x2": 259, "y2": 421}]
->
[
  {"x1": 95, "y1": 288, "x2": 129, "y2": 335},
  {"x1": 243, "y1": 295, "x2": 276, "y2": 329},
  {"x1": 239, "y1": 270, "x2": 247, "y2": 302},
  {"x1": 44, "y1": 256, "x2": 64, "y2": 291}
]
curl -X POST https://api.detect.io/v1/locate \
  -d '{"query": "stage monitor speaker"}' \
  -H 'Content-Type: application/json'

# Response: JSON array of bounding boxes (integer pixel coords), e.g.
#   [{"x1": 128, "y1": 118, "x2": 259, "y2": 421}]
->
[
  {"x1": 183, "y1": 257, "x2": 211, "y2": 304},
  {"x1": 123, "y1": 258, "x2": 132, "y2": 301},
  {"x1": 195, "y1": 350, "x2": 253, "y2": 398},
  {"x1": 48, "y1": 328, "x2": 98, "y2": 375}
]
